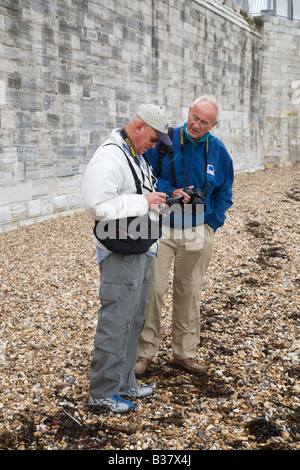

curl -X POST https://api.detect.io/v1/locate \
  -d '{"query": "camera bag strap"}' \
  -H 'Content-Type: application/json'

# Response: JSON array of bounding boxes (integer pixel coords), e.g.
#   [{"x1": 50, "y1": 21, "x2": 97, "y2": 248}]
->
[{"x1": 103, "y1": 143, "x2": 143, "y2": 195}]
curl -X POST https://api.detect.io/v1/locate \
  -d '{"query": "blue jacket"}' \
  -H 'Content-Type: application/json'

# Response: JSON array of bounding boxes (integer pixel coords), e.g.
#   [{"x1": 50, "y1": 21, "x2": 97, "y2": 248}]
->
[{"x1": 146, "y1": 124, "x2": 234, "y2": 232}]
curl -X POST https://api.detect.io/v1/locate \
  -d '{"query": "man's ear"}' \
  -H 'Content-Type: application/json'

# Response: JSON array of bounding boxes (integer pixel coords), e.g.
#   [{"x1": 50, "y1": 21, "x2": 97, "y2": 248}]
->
[{"x1": 135, "y1": 120, "x2": 145, "y2": 134}]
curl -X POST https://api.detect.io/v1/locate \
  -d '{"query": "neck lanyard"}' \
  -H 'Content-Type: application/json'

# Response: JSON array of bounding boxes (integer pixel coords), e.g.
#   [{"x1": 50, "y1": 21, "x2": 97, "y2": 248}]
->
[
  {"x1": 120, "y1": 128, "x2": 156, "y2": 192},
  {"x1": 120, "y1": 128, "x2": 137, "y2": 158},
  {"x1": 180, "y1": 127, "x2": 208, "y2": 196}
]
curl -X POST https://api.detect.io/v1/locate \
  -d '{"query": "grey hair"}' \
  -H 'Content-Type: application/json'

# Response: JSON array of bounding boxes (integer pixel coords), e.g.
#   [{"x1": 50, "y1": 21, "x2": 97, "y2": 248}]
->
[
  {"x1": 129, "y1": 114, "x2": 143, "y2": 123},
  {"x1": 191, "y1": 95, "x2": 219, "y2": 122}
]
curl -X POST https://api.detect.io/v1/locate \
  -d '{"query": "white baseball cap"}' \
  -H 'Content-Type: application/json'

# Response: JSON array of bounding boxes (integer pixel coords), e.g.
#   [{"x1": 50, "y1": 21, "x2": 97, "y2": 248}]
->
[{"x1": 136, "y1": 104, "x2": 172, "y2": 146}]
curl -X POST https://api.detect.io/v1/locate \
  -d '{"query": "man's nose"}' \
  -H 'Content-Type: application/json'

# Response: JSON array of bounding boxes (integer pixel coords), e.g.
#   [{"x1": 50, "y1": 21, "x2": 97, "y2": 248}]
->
[{"x1": 193, "y1": 120, "x2": 203, "y2": 128}]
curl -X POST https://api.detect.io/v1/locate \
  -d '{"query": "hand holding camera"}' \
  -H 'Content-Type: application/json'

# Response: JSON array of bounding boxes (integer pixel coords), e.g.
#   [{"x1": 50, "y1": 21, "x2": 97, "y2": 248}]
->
[
  {"x1": 160, "y1": 195, "x2": 184, "y2": 214},
  {"x1": 170, "y1": 186, "x2": 206, "y2": 214},
  {"x1": 183, "y1": 186, "x2": 205, "y2": 207}
]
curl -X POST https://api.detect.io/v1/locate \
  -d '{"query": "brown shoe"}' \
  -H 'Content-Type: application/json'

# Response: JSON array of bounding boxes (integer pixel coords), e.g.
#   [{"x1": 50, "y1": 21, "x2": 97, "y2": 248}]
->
[
  {"x1": 134, "y1": 356, "x2": 152, "y2": 377},
  {"x1": 173, "y1": 358, "x2": 207, "y2": 376}
]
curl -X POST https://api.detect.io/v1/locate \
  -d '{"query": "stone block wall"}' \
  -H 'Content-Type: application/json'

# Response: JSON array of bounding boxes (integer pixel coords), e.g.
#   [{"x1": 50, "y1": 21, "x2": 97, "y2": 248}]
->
[
  {"x1": 259, "y1": 14, "x2": 300, "y2": 167},
  {"x1": 0, "y1": 0, "x2": 299, "y2": 232}
]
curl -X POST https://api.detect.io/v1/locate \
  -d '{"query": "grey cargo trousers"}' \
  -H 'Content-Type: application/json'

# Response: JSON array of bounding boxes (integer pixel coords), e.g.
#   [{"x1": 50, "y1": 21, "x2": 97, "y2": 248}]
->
[{"x1": 89, "y1": 252, "x2": 151, "y2": 399}]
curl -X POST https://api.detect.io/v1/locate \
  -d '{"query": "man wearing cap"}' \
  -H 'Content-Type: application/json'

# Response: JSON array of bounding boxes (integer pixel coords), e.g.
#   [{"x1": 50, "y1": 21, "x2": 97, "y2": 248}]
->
[{"x1": 82, "y1": 104, "x2": 171, "y2": 413}]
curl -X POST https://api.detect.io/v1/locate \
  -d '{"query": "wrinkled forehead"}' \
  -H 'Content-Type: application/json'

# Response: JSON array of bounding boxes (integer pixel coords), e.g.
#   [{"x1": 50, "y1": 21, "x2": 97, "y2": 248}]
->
[{"x1": 190, "y1": 101, "x2": 217, "y2": 122}]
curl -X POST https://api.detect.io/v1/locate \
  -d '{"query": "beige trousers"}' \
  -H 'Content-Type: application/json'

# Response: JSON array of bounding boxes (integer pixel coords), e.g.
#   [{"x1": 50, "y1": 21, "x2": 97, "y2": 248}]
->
[{"x1": 137, "y1": 223, "x2": 215, "y2": 360}]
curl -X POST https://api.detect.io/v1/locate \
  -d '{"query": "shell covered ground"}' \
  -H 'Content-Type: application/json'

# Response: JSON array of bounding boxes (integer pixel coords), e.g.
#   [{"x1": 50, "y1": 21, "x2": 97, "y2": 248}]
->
[{"x1": 0, "y1": 164, "x2": 299, "y2": 451}]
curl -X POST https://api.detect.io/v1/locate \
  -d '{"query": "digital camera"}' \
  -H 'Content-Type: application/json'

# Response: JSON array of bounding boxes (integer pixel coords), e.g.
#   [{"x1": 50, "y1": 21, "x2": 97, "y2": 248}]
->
[
  {"x1": 183, "y1": 186, "x2": 206, "y2": 212},
  {"x1": 184, "y1": 186, "x2": 205, "y2": 204}
]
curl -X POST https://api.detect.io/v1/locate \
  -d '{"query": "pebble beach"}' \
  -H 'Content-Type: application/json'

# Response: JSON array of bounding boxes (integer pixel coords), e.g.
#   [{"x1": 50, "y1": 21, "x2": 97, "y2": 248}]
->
[{"x1": 0, "y1": 163, "x2": 299, "y2": 450}]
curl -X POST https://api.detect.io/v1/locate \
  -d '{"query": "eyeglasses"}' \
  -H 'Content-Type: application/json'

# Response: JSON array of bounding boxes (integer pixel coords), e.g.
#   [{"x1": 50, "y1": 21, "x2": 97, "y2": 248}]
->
[
  {"x1": 190, "y1": 114, "x2": 214, "y2": 128},
  {"x1": 144, "y1": 123, "x2": 159, "y2": 143}
]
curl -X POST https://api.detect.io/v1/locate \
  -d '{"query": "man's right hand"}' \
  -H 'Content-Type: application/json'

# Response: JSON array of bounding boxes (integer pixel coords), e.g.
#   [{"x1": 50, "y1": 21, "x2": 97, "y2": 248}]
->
[
  {"x1": 172, "y1": 187, "x2": 192, "y2": 204},
  {"x1": 145, "y1": 192, "x2": 167, "y2": 214}
]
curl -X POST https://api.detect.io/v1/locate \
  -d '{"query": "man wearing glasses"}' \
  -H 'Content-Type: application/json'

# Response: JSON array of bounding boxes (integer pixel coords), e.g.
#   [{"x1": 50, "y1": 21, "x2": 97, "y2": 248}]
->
[
  {"x1": 135, "y1": 96, "x2": 234, "y2": 377},
  {"x1": 82, "y1": 104, "x2": 171, "y2": 413}
]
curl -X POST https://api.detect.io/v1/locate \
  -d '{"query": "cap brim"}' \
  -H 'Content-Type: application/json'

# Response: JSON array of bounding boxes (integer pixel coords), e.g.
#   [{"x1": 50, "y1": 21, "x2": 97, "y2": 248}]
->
[{"x1": 156, "y1": 130, "x2": 172, "y2": 146}]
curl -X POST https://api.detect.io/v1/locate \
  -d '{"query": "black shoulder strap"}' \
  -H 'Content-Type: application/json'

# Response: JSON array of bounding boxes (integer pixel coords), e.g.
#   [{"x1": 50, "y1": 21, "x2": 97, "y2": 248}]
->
[
  {"x1": 102, "y1": 143, "x2": 142, "y2": 195},
  {"x1": 156, "y1": 127, "x2": 174, "y2": 178}
]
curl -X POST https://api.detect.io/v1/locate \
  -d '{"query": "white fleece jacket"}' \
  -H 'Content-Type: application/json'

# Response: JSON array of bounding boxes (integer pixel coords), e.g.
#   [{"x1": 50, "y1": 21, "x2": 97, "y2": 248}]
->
[{"x1": 81, "y1": 129, "x2": 159, "y2": 252}]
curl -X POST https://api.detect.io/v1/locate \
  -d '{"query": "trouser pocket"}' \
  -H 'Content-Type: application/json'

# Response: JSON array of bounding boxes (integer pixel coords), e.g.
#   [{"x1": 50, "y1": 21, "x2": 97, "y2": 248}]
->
[{"x1": 97, "y1": 278, "x2": 137, "y2": 352}]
